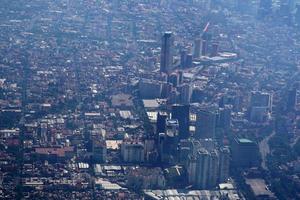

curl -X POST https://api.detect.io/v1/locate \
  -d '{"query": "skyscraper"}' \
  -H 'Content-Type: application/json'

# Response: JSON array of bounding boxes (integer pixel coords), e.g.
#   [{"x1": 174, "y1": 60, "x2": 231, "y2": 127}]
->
[
  {"x1": 258, "y1": 0, "x2": 272, "y2": 18},
  {"x1": 180, "y1": 49, "x2": 187, "y2": 68},
  {"x1": 249, "y1": 91, "x2": 272, "y2": 122},
  {"x1": 194, "y1": 38, "x2": 201, "y2": 58},
  {"x1": 201, "y1": 40, "x2": 208, "y2": 56},
  {"x1": 178, "y1": 83, "x2": 192, "y2": 105},
  {"x1": 160, "y1": 32, "x2": 174, "y2": 73},
  {"x1": 195, "y1": 149, "x2": 210, "y2": 189},
  {"x1": 232, "y1": 138, "x2": 260, "y2": 168},
  {"x1": 156, "y1": 112, "x2": 167, "y2": 135},
  {"x1": 287, "y1": 87, "x2": 297, "y2": 111},
  {"x1": 195, "y1": 109, "x2": 217, "y2": 139},
  {"x1": 219, "y1": 147, "x2": 230, "y2": 183},
  {"x1": 172, "y1": 104, "x2": 190, "y2": 139}
]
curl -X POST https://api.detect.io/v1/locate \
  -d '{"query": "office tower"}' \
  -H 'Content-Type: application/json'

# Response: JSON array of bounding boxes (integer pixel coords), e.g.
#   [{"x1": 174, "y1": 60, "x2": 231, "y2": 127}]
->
[
  {"x1": 186, "y1": 140, "x2": 231, "y2": 189},
  {"x1": 211, "y1": 42, "x2": 219, "y2": 57},
  {"x1": 287, "y1": 87, "x2": 297, "y2": 111},
  {"x1": 201, "y1": 40, "x2": 208, "y2": 56},
  {"x1": 185, "y1": 54, "x2": 193, "y2": 68},
  {"x1": 194, "y1": 38, "x2": 202, "y2": 58},
  {"x1": 168, "y1": 89, "x2": 180, "y2": 105},
  {"x1": 208, "y1": 150, "x2": 219, "y2": 187},
  {"x1": 158, "y1": 119, "x2": 179, "y2": 164},
  {"x1": 179, "y1": 145, "x2": 191, "y2": 167},
  {"x1": 92, "y1": 139, "x2": 107, "y2": 163},
  {"x1": 121, "y1": 141, "x2": 145, "y2": 163},
  {"x1": 187, "y1": 155, "x2": 197, "y2": 184},
  {"x1": 195, "y1": 109, "x2": 217, "y2": 139},
  {"x1": 160, "y1": 32, "x2": 174, "y2": 73},
  {"x1": 168, "y1": 72, "x2": 179, "y2": 87},
  {"x1": 195, "y1": 149, "x2": 210, "y2": 189},
  {"x1": 296, "y1": 5, "x2": 300, "y2": 26},
  {"x1": 139, "y1": 79, "x2": 162, "y2": 99},
  {"x1": 178, "y1": 83, "x2": 192, "y2": 104},
  {"x1": 218, "y1": 105, "x2": 232, "y2": 130},
  {"x1": 249, "y1": 91, "x2": 272, "y2": 122},
  {"x1": 178, "y1": 70, "x2": 183, "y2": 85},
  {"x1": 258, "y1": 0, "x2": 272, "y2": 18},
  {"x1": 231, "y1": 138, "x2": 260, "y2": 168},
  {"x1": 156, "y1": 112, "x2": 168, "y2": 135},
  {"x1": 250, "y1": 91, "x2": 272, "y2": 109},
  {"x1": 158, "y1": 133, "x2": 167, "y2": 162},
  {"x1": 219, "y1": 147, "x2": 230, "y2": 183},
  {"x1": 180, "y1": 49, "x2": 187, "y2": 68},
  {"x1": 40, "y1": 123, "x2": 48, "y2": 143},
  {"x1": 166, "y1": 119, "x2": 179, "y2": 138},
  {"x1": 191, "y1": 87, "x2": 205, "y2": 103},
  {"x1": 172, "y1": 104, "x2": 190, "y2": 139},
  {"x1": 161, "y1": 82, "x2": 173, "y2": 98},
  {"x1": 280, "y1": 0, "x2": 296, "y2": 12}
]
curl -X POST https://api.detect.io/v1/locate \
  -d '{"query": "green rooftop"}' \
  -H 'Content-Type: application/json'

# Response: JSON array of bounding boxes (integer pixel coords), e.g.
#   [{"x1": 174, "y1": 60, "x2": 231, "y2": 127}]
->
[{"x1": 238, "y1": 138, "x2": 254, "y2": 144}]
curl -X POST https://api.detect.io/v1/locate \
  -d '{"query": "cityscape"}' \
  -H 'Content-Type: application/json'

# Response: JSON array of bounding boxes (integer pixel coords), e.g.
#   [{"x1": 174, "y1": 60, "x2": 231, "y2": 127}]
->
[{"x1": 0, "y1": 0, "x2": 300, "y2": 199}]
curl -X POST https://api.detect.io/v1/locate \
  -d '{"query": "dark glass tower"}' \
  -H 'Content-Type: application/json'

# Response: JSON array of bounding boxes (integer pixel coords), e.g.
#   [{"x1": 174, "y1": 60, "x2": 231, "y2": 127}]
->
[
  {"x1": 160, "y1": 32, "x2": 174, "y2": 73},
  {"x1": 171, "y1": 104, "x2": 190, "y2": 139}
]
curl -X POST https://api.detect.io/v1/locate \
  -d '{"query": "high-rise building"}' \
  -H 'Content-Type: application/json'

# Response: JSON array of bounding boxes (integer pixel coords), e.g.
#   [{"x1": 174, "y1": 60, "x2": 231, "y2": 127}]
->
[
  {"x1": 258, "y1": 0, "x2": 272, "y2": 18},
  {"x1": 180, "y1": 49, "x2": 187, "y2": 68},
  {"x1": 178, "y1": 83, "x2": 192, "y2": 104},
  {"x1": 231, "y1": 138, "x2": 260, "y2": 168},
  {"x1": 195, "y1": 109, "x2": 217, "y2": 139},
  {"x1": 194, "y1": 38, "x2": 202, "y2": 58},
  {"x1": 219, "y1": 147, "x2": 230, "y2": 183},
  {"x1": 185, "y1": 54, "x2": 193, "y2": 68},
  {"x1": 195, "y1": 149, "x2": 210, "y2": 189},
  {"x1": 158, "y1": 119, "x2": 179, "y2": 164},
  {"x1": 160, "y1": 32, "x2": 174, "y2": 73},
  {"x1": 295, "y1": 5, "x2": 300, "y2": 26},
  {"x1": 249, "y1": 91, "x2": 272, "y2": 122},
  {"x1": 172, "y1": 104, "x2": 190, "y2": 139},
  {"x1": 156, "y1": 112, "x2": 168, "y2": 135},
  {"x1": 287, "y1": 87, "x2": 297, "y2": 111},
  {"x1": 139, "y1": 79, "x2": 162, "y2": 99},
  {"x1": 121, "y1": 141, "x2": 145, "y2": 163},
  {"x1": 218, "y1": 105, "x2": 232, "y2": 130},
  {"x1": 250, "y1": 91, "x2": 272, "y2": 108},
  {"x1": 211, "y1": 42, "x2": 219, "y2": 57},
  {"x1": 201, "y1": 40, "x2": 208, "y2": 56},
  {"x1": 40, "y1": 123, "x2": 48, "y2": 143},
  {"x1": 92, "y1": 139, "x2": 107, "y2": 163},
  {"x1": 168, "y1": 73, "x2": 179, "y2": 87},
  {"x1": 208, "y1": 150, "x2": 219, "y2": 187},
  {"x1": 186, "y1": 139, "x2": 230, "y2": 189}
]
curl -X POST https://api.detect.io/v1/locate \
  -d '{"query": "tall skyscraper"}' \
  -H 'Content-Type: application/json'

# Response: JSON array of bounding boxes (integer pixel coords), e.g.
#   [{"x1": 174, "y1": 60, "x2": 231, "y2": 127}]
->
[
  {"x1": 187, "y1": 140, "x2": 231, "y2": 189},
  {"x1": 218, "y1": 105, "x2": 232, "y2": 130},
  {"x1": 211, "y1": 42, "x2": 219, "y2": 57},
  {"x1": 249, "y1": 91, "x2": 272, "y2": 122},
  {"x1": 185, "y1": 54, "x2": 193, "y2": 68},
  {"x1": 287, "y1": 87, "x2": 297, "y2": 111},
  {"x1": 178, "y1": 83, "x2": 192, "y2": 104},
  {"x1": 219, "y1": 147, "x2": 230, "y2": 183},
  {"x1": 232, "y1": 138, "x2": 260, "y2": 168},
  {"x1": 208, "y1": 150, "x2": 219, "y2": 187},
  {"x1": 195, "y1": 109, "x2": 217, "y2": 139},
  {"x1": 201, "y1": 40, "x2": 208, "y2": 56},
  {"x1": 194, "y1": 38, "x2": 202, "y2": 58},
  {"x1": 160, "y1": 32, "x2": 174, "y2": 73},
  {"x1": 172, "y1": 104, "x2": 190, "y2": 139},
  {"x1": 180, "y1": 49, "x2": 187, "y2": 68},
  {"x1": 258, "y1": 0, "x2": 272, "y2": 18},
  {"x1": 156, "y1": 112, "x2": 168, "y2": 135},
  {"x1": 195, "y1": 149, "x2": 210, "y2": 189}
]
